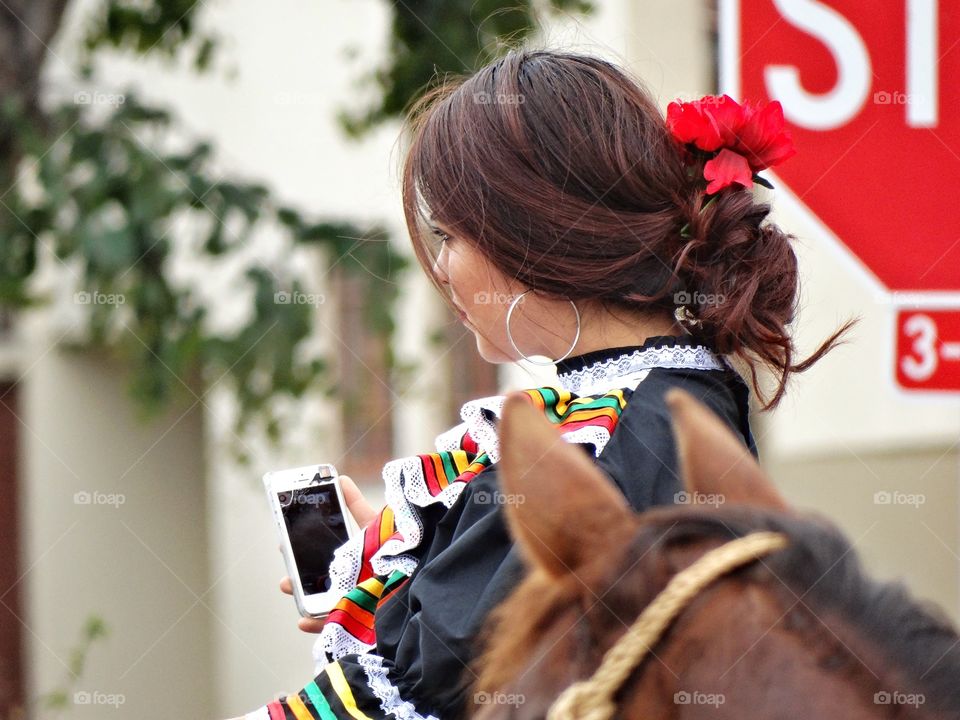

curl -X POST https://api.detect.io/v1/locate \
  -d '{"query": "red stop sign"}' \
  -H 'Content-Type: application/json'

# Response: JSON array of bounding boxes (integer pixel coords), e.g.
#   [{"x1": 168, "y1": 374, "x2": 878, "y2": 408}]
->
[{"x1": 720, "y1": 0, "x2": 960, "y2": 294}]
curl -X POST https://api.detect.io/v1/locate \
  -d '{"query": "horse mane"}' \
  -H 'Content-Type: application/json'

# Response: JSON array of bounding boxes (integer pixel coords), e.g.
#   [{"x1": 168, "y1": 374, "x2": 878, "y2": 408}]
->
[
  {"x1": 648, "y1": 509, "x2": 960, "y2": 711},
  {"x1": 472, "y1": 506, "x2": 960, "y2": 715}
]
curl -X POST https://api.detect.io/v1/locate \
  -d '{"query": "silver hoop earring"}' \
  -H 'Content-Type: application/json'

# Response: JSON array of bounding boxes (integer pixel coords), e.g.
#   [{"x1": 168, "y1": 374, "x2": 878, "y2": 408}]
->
[{"x1": 505, "y1": 289, "x2": 581, "y2": 366}]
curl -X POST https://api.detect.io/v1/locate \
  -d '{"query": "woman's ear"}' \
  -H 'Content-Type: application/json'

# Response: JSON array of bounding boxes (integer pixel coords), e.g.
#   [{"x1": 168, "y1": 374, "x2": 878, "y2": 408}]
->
[{"x1": 497, "y1": 392, "x2": 637, "y2": 579}]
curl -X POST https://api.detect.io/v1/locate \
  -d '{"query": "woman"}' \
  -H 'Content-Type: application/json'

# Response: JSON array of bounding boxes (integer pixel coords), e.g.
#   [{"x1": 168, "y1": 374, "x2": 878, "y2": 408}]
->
[{"x1": 237, "y1": 48, "x2": 847, "y2": 720}]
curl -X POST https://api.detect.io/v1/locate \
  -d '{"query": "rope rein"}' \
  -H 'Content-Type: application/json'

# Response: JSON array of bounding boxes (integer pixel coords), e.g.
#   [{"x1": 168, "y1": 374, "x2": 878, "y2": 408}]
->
[{"x1": 545, "y1": 531, "x2": 789, "y2": 720}]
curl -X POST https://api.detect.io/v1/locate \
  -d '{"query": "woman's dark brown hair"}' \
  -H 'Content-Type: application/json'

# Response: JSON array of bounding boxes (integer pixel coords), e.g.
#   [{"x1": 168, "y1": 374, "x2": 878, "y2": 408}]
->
[{"x1": 400, "y1": 48, "x2": 852, "y2": 409}]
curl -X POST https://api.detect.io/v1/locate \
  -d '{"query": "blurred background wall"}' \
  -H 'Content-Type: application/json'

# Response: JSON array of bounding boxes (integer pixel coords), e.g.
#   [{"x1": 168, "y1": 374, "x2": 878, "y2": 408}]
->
[{"x1": 0, "y1": 1, "x2": 956, "y2": 718}]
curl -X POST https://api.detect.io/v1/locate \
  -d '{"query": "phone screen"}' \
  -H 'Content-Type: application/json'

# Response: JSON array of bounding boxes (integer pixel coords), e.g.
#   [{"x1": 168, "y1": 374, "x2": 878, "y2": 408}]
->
[{"x1": 277, "y1": 484, "x2": 350, "y2": 595}]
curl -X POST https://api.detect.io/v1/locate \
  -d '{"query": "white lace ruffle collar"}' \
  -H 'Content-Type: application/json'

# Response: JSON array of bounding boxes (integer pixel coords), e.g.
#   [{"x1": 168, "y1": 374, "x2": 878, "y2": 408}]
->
[{"x1": 555, "y1": 337, "x2": 728, "y2": 396}]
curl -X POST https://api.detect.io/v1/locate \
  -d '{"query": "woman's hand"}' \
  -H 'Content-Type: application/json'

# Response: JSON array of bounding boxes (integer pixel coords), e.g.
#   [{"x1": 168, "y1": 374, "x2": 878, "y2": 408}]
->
[
  {"x1": 339, "y1": 474, "x2": 377, "y2": 526},
  {"x1": 279, "y1": 474, "x2": 376, "y2": 634},
  {"x1": 278, "y1": 577, "x2": 327, "y2": 633}
]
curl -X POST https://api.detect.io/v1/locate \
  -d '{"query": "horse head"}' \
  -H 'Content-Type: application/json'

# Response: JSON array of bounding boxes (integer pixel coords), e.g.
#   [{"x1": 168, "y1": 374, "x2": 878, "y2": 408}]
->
[{"x1": 470, "y1": 389, "x2": 960, "y2": 719}]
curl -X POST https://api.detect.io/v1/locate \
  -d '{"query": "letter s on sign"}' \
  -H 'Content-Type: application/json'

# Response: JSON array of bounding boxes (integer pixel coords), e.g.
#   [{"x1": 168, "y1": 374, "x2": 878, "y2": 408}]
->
[
  {"x1": 764, "y1": 0, "x2": 872, "y2": 131},
  {"x1": 765, "y1": 0, "x2": 939, "y2": 130}
]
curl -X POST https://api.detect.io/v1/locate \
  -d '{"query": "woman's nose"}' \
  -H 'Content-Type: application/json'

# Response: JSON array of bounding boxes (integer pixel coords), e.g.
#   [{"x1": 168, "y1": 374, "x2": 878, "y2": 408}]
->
[{"x1": 433, "y1": 246, "x2": 450, "y2": 284}]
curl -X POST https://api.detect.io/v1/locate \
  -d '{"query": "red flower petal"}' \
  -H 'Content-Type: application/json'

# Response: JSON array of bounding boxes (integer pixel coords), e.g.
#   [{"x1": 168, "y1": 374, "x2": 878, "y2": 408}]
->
[
  {"x1": 668, "y1": 94, "x2": 797, "y2": 187},
  {"x1": 703, "y1": 149, "x2": 753, "y2": 194},
  {"x1": 733, "y1": 101, "x2": 796, "y2": 170},
  {"x1": 667, "y1": 101, "x2": 721, "y2": 149},
  {"x1": 703, "y1": 95, "x2": 747, "y2": 148}
]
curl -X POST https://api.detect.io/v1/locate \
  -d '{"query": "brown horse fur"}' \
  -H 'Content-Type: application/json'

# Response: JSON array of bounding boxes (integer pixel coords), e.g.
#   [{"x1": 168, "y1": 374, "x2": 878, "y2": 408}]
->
[{"x1": 470, "y1": 390, "x2": 960, "y2": 719}]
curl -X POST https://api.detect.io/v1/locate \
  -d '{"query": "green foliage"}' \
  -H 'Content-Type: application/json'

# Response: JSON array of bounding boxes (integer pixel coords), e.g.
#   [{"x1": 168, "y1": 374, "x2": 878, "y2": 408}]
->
[
  {"x1": 38, "y1": 615, "x2": 109, "y2": 715},
  {"x1": 339, "y1": 0, "x2": 593, "y2": 137},
  {"x1": 0, "y1": 91, "x2": 404, "y2": 444},
  {"x1": 81, "y1": 0, "x2": 219, "y2": 71},
  {"x1": 0, "y1": 0, "x2": 587, "y2": 451}
]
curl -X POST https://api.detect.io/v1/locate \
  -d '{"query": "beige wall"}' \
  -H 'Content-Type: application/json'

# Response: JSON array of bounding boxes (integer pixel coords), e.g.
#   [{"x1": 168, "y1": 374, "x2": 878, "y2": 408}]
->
[
  {"x1": 16, "y1": 315, "x2": 211, "y2": 718},
  {"x1": 42, "y1": 0, "x2": 404, "y2": 715},
  {"x1": 770, "y1": 445, "x2": 960, "y2": 616}
]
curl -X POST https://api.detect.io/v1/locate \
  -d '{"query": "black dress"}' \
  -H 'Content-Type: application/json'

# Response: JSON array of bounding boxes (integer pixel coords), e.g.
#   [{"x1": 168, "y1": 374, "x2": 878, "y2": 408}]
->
[{"x1": 246, "y1": 335, "x2": 754, "y2": 720}]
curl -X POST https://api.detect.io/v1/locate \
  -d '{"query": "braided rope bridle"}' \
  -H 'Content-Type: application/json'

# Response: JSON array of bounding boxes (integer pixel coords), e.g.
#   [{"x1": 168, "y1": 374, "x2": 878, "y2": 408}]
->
[{"x1": 545, "y1": 531, "x2": 789, "y2": 720}]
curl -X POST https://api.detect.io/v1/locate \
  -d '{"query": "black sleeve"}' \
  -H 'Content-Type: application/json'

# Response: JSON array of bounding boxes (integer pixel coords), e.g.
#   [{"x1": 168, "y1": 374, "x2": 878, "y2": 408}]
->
[
  {"x1": 594, "y1": 367, "x2": 754, "y2": 513},
  {"x1": 372, "y1": 466, "x2": 526, "y2": 719}
]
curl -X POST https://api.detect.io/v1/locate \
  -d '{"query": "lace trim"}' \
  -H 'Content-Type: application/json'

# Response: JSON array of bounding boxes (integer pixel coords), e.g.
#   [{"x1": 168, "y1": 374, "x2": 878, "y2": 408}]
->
[
  {"x1": 313, "y1": 626, "x2": 374, "y2": 674},
  {"x1": 312, "y1": 533, "x2": 378, "y2": 669},
  {"x1": 357, "y1": 654, "x2": 440, "y2": 720},
  {"x1": 458, "y1": 395, "x2": 505, "y2": 462},
  {"x1": 557, "y1": 425, "x2": 617, "y2": 457},
  {"x1": 369, "y1": 455, "x2": 460, "y2": 577},
  {"x1": 457, "y1": 392, "x2": 623, "y2": 462},
  {"x1": 435, "y1": 420, "x2": 469, "y2": 451},
  {"x1": 327, "y1": 534, "x2": 364, "y2": 595},
  {"x1": 558, "y1": 344, "x2": 726, "y2": 396}
]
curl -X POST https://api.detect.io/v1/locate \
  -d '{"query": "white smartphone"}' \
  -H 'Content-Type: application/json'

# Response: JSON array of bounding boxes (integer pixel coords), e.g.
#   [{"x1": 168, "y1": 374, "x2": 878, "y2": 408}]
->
[{"x1": 264, "y1": 463, "x2": 357, "y2": 618}]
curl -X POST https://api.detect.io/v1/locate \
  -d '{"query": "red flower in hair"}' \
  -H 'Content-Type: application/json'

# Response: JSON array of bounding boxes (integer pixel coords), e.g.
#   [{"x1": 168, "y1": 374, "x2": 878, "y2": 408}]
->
[{"x1": 666, "y1": 94, "x2": 796, "y2": 194}]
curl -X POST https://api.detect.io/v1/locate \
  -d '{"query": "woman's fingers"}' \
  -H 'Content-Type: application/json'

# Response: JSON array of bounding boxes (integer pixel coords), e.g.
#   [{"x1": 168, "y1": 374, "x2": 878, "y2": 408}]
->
[
  {"x1": 279, "y1": 578, "x2": 325, "y2": 632},
  {"x1": 339, "y1": 474, "x2": 377, "y2": 527},
  {"x1": 298, "y1": 616, "x2": 326, "y2": 633}
]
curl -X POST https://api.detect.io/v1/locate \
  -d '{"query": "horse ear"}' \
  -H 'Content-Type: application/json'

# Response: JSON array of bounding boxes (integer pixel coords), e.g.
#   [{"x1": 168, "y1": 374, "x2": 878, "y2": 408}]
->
[
  {"x1": 498, "y1": 392, "x2": 636, "y2": 579},
  {"x1": 665, "y1": 388, "x2": 789, "y2": 511}
]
